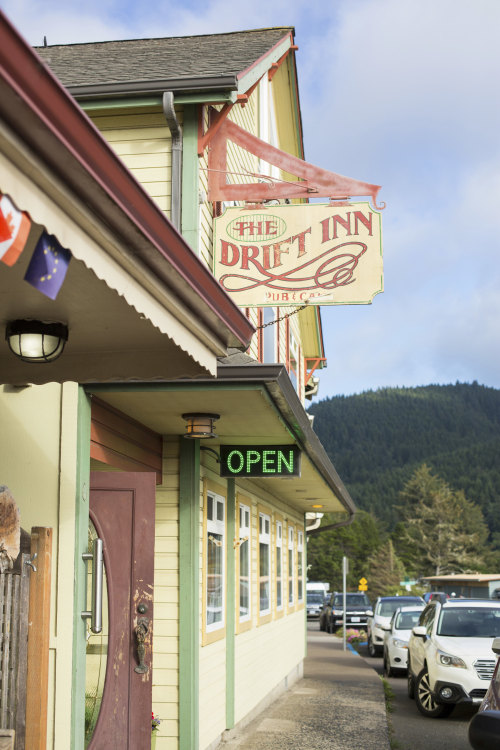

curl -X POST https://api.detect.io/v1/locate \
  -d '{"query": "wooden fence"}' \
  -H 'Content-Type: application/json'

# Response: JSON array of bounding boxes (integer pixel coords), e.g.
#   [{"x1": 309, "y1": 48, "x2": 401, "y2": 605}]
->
[
  {"x1": 0, "y1": 554, "x2": 30, "y2": 750},
  {"x1": 0, "y1": 527, "x2": 52, "y2": 750}
]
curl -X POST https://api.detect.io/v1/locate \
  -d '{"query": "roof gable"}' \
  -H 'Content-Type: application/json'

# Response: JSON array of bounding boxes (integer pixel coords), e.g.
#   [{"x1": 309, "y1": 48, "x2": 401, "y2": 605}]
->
[{"x1": 35, "y1": 27, "x2": 294, "y2": 93}]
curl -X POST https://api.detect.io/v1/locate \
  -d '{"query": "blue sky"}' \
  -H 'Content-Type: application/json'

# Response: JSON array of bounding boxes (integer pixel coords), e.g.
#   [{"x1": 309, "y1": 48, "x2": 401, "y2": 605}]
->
[{"x1": 2, "y1": 0, "x2": 500, "y2": 398}]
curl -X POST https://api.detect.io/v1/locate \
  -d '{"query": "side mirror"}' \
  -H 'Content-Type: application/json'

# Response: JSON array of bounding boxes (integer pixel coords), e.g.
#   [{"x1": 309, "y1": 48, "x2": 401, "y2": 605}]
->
[
  {"x1": 412, "y1": 625, "x2": 427, "y2": 638},
  {"x1": 381, "y1": 624, "x2": 391, "y2": 631},
  {"x1": 492, "y1": 637, "x2": 500, "y2": 656},
  {"x1": 469, "y1": 710, "x2": 500, "y2": 750},
  {"x1": 366, "y1": 610, "x2": 373, "y2": 617}
]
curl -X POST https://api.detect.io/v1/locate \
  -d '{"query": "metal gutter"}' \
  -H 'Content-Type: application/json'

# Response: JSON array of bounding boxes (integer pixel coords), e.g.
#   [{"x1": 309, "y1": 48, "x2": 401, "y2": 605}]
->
[
  {"x1": 67, "y1": 75, "x2": 239, "y2": 100},
  {"x1": 0, "y1": 11, "x2": 254, "y2": 351}
]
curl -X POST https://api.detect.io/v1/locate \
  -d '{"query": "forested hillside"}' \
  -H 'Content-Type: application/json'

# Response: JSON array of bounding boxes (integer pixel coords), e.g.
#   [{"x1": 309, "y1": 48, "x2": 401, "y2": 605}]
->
[{"x1": 308, "y1": 382, "x2": 500, "y2": 543}]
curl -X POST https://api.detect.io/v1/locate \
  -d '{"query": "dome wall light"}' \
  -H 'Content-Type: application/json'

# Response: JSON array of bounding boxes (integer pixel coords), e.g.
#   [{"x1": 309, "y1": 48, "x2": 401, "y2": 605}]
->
[
  {"x1": 182, "y1": 413, "x2": 220, "y2": 439},
  {"x1": 6, "y1": 319, "x2": 68, "y2": 363}
]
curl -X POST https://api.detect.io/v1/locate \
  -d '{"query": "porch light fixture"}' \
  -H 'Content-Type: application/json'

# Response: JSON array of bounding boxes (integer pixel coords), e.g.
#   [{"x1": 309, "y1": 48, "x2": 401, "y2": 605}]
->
[
  {"x1": 182, "y1": 413, "x2": 219, "y2": 439},
  {"x1": 6, "y1": 319, "x2": 68, "y2": 363}
]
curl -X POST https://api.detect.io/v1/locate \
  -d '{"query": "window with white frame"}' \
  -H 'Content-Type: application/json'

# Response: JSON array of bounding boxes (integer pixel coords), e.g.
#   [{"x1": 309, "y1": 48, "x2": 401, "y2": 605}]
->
[
  {"x1": 259, "y1": 511, "x2": 271, "y2": 615},
  {"x1": 238, "y1": 502, "x2": 251, "y2": 623},
  {"x1": 288, "y1": 525, "x2": 294, "y2": 606},
  {"x1": 276, "y1": 520, "x2": 283, "y2": 611},
  {"x1": 297, "y1": 530, "x2": 304, "y2": 603},
  {"x1": 206, "y1": 491, "x2": 225, "y2": 631}
]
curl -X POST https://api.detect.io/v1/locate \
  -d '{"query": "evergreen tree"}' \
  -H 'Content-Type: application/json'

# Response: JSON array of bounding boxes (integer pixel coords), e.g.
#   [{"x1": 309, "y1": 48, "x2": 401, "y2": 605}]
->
[
  {"x1": 366, "y1": 540, "x2": 406, "y2": 599},
  {"x1": 393, "y1": 464, "x2": 489, "y2": 577},
  {"x1": 307, "y1": 511, "x2": 381, "y2": 590}
]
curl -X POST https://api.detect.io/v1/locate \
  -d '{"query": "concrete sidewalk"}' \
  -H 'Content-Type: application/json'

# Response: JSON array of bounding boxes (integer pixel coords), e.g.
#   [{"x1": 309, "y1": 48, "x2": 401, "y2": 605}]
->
[{"x1": 219, "y1": 629, "x2": 391, "y2": 749}]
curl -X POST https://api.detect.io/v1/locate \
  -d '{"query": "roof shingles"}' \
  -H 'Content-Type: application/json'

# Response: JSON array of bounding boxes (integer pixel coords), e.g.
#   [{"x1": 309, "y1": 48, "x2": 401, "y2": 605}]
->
[{"x1": 35, "y1": 27, "x2": 294, "y2": 90}]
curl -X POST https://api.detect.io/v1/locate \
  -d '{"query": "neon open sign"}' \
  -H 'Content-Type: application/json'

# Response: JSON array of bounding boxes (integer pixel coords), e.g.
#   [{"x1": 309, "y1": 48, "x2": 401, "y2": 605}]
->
[{"x1": 220, "y1": 445, "x2": 301, "y2": 478}]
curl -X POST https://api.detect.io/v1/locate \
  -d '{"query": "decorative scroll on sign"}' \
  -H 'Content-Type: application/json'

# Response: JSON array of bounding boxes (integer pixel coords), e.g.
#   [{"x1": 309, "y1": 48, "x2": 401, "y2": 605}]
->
[{"x1": 213, "y1": 202, "x2": 383, "y2": 307}]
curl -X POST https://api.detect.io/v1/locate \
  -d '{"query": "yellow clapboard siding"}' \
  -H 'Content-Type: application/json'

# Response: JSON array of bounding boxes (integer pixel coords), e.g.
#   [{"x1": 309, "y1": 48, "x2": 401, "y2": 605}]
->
[
  {"x1": 105, "y1": 138, "x2": 171, "y2": 156},
  {"x1": 98, "y1": 125, "x2": 170, "y2": 141},
  {"x1": 118, "y1": 152, "x2": 170, "y2": 169},
  {"x1": 153, "y1": 585, "x2": 178, "y2": 604},
  {"x1": 234, "y1": 612, "x2": 304, "y2": 723},
  {"x1": 153, "y1": 635, "x2": 179, "y2": 653},
  {"x1": 153, "y1": 607, "x2": 179, "y2": 628},
  {"x1": 152, "y1": 667, "x2": 178, "y2": 685},
  {"x1": 90, "y1": 111, "x2": 166, "y2": 129},
  {"x1": 154, "y1": 537, "x2": 179, "y2": 554},
  {"x1": 120, "y1": 165, "x2": 169, "y2": 183},
  {"x1": 152, "y1": 685, "x2": 178, "y2": 702},
  {"x1": 153, "y1": 652, "x2": 178, "y2": 670},
  {"x1": 154, "y1": 552, "x2": 178, "y2": 570}
]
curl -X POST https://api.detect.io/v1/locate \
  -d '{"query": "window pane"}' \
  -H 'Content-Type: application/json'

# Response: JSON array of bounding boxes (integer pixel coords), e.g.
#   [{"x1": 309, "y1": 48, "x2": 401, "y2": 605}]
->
[
  {"x1": 260, "y1": 541, "x2": 270, "y2": 612},
  {"x1": 239, "y1": 539, "x2": 250, "y2": 618},
  {"x1": 207, "y1": 533, "x2": 223, "y2": 625},
  {"x1": 216, "y1": 500, "x2": 224, "y2": 522}
]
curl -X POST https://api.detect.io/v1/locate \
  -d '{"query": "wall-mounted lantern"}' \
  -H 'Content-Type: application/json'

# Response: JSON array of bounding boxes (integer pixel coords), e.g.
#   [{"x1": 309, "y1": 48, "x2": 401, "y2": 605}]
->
[{"x1": 182, "y1": 413, "x2": 219, "y2": 439}]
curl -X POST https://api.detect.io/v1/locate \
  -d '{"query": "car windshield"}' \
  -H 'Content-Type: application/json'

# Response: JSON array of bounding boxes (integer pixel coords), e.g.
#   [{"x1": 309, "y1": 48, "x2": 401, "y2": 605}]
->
[
  {"x1": 307, "y1": 592, "x2": 325, "y2": 604},
  {"x1": 333, "y1": 594, "x2": 370, "y2": 607},
  {"x1": 377, "y1": 599, "x2": 421, "y2": 617},
  {"x1": 437, "y1": 607, "x2": 500, "y2": 637},
  {"x1": 395, "y1": 610, "x2": 422, "y2": 630}
]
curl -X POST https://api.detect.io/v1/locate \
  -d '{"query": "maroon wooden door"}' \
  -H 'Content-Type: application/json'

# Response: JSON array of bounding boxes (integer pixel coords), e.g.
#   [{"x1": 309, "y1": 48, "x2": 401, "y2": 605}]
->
[{"x1": 88, "y1": 472, "x2": 156, "y2": 750}]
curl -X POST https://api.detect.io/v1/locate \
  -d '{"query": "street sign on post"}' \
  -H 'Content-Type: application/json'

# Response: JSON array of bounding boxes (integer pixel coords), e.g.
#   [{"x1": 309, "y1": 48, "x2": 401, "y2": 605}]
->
[{"x1": 358, "y1": 577, "x2": 368, "y2": 592}]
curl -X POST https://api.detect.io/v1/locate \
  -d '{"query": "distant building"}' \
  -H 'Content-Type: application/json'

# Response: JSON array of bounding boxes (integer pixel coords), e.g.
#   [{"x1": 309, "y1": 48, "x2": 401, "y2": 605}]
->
[{"x1": 422, "y1": 574, "x2": 500, "y2": 600}]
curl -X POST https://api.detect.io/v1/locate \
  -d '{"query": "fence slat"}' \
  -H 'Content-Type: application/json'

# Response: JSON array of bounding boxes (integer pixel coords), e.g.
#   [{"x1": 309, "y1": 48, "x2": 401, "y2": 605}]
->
[
  {"x1": 14, "y1": 557, "x2": 30, "y2": 750},
  {"x1": 25, "y1": 528, "x2": 52, "y2": 750}
]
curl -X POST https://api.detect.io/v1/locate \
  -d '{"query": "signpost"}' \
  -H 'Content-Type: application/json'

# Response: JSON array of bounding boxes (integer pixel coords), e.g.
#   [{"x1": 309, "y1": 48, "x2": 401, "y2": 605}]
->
[
  {"x1": 213, "y1": 202, "x2": 383, "y2": 308},
  {"x1": 342, "y1": 556, "x2": 349, "y2": 651}
]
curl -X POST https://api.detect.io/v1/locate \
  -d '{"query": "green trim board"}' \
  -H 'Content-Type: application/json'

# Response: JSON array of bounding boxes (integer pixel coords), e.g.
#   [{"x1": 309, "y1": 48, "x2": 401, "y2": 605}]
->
[
  {"x1": 237, "y1": 36, "x2": 292, "y2": 97},
  {"x1": 179, "y1": 437, "x2": 200, "y2": 750},
  {"x1": 181, "y1": 104, "x2": 200, "y2": 253},
  {"x1": 225, "y1": 479, "x2": 236, "y2": 729},
  {"x1": 71, "y1": 387, "x2": 91, "y2": 750}
]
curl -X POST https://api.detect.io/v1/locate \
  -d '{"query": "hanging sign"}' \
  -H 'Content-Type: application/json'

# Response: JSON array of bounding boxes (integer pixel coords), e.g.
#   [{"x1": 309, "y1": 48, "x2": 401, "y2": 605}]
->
[
  {"x1": 213, "y1": 202, "x2": 383, "y2": 307},
  {"x1": 220, "y1": 445, "x2": 301, "y2": 478}
]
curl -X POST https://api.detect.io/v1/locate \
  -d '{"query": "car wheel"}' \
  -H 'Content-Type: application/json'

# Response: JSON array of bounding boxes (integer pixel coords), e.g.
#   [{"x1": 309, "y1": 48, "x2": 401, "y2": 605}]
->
[
  {"x1": 383, "y1": 653, "x2": 395, "y2": 678},
  {"x1": 415, "y1": 669, "x2": 453, "y2": 718},
  {"x1": 367, "y1": 635, "x2": 378, "y2": 657},
  {"x1": 327, "y1": 619, "x2": 334, "y2": 634},
  {"x1": 319, "y1": 618, "x2": 325, "y2": 632}
]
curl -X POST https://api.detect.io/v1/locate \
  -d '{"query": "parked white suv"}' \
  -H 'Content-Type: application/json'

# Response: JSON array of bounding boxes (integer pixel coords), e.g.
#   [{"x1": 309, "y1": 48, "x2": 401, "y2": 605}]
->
[
  {"x1": 407, "y1": 599, "x2": 500, "y2": 718},
  {"x1": 367, "y1": 595, "x2": 425, "y2": 657}
]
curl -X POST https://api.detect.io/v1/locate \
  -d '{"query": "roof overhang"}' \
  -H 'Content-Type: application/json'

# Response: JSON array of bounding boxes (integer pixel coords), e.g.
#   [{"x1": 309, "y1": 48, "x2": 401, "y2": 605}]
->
[
  {"x1": 0, "y1": 12, "x2": 254, "y2": 384},
  {"x1": 63, "y1": 31, "x2": 294, "y2": 105},
  {"x1": 86, "y1": 359, "x2": 356, "y2": 517}
]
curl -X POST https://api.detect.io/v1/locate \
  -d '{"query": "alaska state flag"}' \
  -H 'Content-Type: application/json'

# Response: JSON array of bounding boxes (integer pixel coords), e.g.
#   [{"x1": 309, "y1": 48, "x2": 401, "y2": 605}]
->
[
  {"x1": 0, "y1": 194, "x2": 31, "y2": 266},
  {"x1": 24, "y1": 231, "x2": 71, "y2": 299}
]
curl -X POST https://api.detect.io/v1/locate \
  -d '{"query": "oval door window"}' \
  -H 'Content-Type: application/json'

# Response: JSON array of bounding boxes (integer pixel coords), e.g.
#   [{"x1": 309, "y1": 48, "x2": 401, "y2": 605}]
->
[{"x1": 84, "y1": 520, "x2": 109, "y2": 747}]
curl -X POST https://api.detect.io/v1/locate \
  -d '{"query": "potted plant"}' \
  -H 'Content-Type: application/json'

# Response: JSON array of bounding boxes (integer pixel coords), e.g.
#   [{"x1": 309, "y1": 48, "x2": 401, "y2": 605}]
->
[{"x1": 151, "y1": 712, "x2": 160, "y2": 749}]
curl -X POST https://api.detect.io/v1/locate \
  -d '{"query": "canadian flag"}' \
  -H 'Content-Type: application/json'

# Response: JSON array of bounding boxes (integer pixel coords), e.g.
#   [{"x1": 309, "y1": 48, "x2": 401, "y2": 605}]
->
[{"x1": 0, "y1": 194, "x2": 31, "y2": 266}]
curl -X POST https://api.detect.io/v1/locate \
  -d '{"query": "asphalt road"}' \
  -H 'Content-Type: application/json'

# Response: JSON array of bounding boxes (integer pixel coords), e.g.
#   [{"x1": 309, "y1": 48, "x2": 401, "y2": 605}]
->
[{"x1": 357, "y1": 643, "x2": 477, "y2": 750}]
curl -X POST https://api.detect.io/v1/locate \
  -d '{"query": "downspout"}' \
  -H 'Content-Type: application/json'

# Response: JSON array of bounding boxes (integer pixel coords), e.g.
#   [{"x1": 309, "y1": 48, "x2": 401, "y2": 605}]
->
[
  {"x1": 163, "y1": 91, "x2": 182, "y2": 231},
  {"x1": 307, "y1": 513, "x2": 355, "y2": 536}
]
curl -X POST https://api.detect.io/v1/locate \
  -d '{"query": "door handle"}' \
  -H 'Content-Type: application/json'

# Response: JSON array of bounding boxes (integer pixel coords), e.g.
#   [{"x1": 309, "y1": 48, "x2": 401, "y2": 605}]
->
[
  {"x1": 81, "y1": 538, "x2": 104, "y2": 634},
  {"x1": 134, "y1": 617, "x2": 149, "y2": 674}
]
